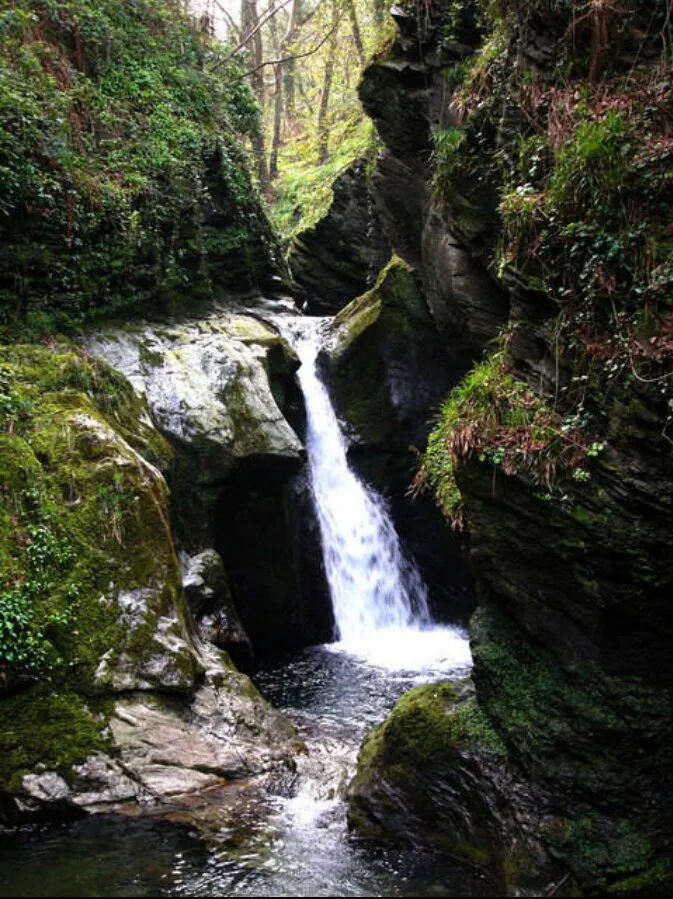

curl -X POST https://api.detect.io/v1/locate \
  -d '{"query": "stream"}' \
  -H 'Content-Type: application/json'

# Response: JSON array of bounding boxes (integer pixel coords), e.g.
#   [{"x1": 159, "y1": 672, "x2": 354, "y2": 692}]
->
[{"x1": 0, "y1": 316, "x2": 483, "y2": 897}]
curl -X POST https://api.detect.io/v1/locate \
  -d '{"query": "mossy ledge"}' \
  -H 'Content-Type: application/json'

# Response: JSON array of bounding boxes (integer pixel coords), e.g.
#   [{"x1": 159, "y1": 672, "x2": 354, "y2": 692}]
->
[{"x1": 327, "y1": 255, "x2": 451, "y2": 449}]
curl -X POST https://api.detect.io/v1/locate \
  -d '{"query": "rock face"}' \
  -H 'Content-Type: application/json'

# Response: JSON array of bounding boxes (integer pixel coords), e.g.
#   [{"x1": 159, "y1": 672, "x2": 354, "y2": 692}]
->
[
  {"x1": 289, "y1": 157, "x2": 390, "y2": 314},
  {"x1": 326, "y1": 255, "x2": 451, "y2": 449},
  {"x1": 349, "y1": 2, "x2": 673, "y2": 895},
  {"x1": 181, "y1": 549, "x2": 254, "y2": 673},
  {"x1": 358, "y1": 26, "x2": 509, "y2": 373},
  {"x1": 0, "y1": 343, "x2": 300, "y2": 823}
]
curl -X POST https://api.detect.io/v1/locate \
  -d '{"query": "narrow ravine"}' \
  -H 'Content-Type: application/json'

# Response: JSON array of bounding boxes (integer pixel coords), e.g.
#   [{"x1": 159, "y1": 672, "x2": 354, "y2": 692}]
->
[{"x1": 0, "y1": 314, "x2": 477, "y2": 899}]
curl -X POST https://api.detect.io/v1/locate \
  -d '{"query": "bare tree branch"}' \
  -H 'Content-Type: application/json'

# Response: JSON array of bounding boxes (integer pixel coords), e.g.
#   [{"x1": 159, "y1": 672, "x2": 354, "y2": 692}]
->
[
  {"x1": 208, "y1": 0, "x2": 295, "y2": 72},
  {"x1": 212, "y1": 0, "x2": 241, "y2": 39},
  {"x1": 231, "y1": 11, "x2": 345, "y2": 81}
]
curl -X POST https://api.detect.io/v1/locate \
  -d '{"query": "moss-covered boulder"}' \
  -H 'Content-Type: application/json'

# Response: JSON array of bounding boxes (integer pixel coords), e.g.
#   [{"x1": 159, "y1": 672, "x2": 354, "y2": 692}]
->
[
  {"x1": 347, "y1": 680, "x2": 562, "y2": 895},
  {"x1": 0, "y1": 346, "x2": 196, "y2": 789},
  {"x1": 326, "y1": 256, "x2": 451, "y2": 449},
  {"x1": 0, "y1": 344, "x2": 301, "y2": 819}
]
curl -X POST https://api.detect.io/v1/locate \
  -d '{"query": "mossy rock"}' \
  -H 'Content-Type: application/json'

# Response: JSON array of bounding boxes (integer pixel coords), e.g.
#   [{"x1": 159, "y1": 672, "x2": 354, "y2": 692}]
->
[
  {"x1": 472, "y1": 598, "x2": 673, "y2": 894},
  {"x1": 0, "y1": 344, "x2": 198, "y2": 795},
  {"x1": 86, "y1": 313, "x2": 303, "y2": 548},
  {"x1": 326, "y1": 255, "x2": 450, "y2": 448},
  {"x1": 347, "y1": 680, "x2": 517, "y2": 880}
]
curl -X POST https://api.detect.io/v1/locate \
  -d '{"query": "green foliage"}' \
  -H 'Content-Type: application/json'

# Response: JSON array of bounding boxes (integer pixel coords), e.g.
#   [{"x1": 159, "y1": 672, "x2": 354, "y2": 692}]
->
[
  {"x1": 0, "y1": 0, "x2": 276, "y2": 339},
  {"x1": 270, "y1": 116, "x2": 376, "y2": 243},
  {"x1": 431, "y1": 127, "x2": 466, "y2": 196},
  {"x1": 418, "y1": 346, "x2": 602, "y2": 525},
  {"x1": 547, "y1": 111, "x2": 628, "y2": 217}
]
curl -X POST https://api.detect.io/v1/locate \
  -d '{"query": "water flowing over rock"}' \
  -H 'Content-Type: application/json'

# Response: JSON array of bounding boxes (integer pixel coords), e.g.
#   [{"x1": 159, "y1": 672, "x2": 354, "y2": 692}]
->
[
  {"x1": 294, "y1": 322, "x2": 431, "y2": 644},
  {"x1": 319, "y1": 259, "x2": 476, "y2": 624},
  {"x1": 85, "y1": 302, "x2": 334, "y2": 655}
]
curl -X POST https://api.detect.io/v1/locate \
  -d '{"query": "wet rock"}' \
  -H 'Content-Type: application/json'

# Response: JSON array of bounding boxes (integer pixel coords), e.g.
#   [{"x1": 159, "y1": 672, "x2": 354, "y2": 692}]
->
[
  {"x1": 214, "y1": 459, "x2": 334, "y2": 655},
  {"x1": 181, "y1": 549, "x2": 254, "y2": 673},
  {"x1": 348, "y1": 680, "x2": 564, "y2": 896},
  {"x1": 326, "y1": 255, "x2": 451, "y2": 449},
  {"x1": 69, "y1": 756, "x2": 140, "y2": 809},
  {"x1": 22, "y1": 772, "x2": 71, "y2": 805}
]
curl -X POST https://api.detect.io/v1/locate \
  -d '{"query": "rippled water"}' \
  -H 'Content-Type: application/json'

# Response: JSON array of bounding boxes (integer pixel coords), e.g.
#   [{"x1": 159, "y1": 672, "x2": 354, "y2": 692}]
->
[{"x1": 0, "y1": 640, "x2": 485, "y2": 898}]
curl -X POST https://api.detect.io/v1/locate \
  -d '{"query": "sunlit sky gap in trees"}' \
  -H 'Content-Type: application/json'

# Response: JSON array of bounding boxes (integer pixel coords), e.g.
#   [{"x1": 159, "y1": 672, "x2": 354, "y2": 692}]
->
[{"x1": 190, "y1": 0, "x2": 242, "y2": 38}]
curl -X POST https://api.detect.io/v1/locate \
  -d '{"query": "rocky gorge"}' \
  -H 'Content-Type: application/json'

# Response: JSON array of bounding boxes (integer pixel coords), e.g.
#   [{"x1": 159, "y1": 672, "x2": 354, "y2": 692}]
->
[{"x1": 1, "y1": 0, "x2": 672, "y2": 896}]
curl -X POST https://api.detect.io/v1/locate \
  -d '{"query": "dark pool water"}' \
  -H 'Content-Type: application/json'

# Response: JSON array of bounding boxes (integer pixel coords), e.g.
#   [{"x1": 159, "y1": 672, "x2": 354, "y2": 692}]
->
[{"x1": 0, "y1": 637, "x2": 496, "y2": 898}]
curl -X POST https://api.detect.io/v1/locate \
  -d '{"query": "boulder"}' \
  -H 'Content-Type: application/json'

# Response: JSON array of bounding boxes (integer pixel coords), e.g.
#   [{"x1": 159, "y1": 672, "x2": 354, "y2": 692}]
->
[
  {"x1": 0, "y1": 345, "x2": 301, "y2": 822},
  {"x1": 348, "y1": 680, "x2": 563, "y2": 896},
  {"x1": 85, "y1": 307, "x2": 303, "y2": 549}
]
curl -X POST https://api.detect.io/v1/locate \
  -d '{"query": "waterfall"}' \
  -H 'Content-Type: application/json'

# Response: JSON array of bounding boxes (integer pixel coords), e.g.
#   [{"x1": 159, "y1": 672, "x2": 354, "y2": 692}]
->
[{"x1": 292, "y1": 324, "x2": 433, "y2": 651}]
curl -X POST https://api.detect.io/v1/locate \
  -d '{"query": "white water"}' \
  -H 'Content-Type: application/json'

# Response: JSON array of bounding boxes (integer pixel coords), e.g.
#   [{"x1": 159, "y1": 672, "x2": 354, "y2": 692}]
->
[{"x1": 290, "y1": 320, "x2": 472, "y2": 672}]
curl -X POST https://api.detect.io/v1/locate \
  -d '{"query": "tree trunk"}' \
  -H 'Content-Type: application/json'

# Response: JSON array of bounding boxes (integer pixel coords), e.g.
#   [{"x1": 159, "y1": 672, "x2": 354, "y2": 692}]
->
[
  {"x1": 281, "y1": 0, "x2": 301, "y2": 132},
  {"x1": 345, "y1": 0, "x2": 364, "y2": 66},
  {"x1": 241, "y1": 0, "x2": 269, "y2": 188},
  {"x1": 268, "y1": 10, "x2": 283, "y2": 181},
  {"x1": 316, "y1": 0, "x2": 338, "y2": 165}
]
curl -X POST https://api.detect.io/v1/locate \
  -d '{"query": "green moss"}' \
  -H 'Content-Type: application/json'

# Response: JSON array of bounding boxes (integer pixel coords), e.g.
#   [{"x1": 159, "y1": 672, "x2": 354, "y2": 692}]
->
[
  {"x1": 0, "y1": 343, "x2": 189, "y2": 780},
  {"x1": 0, "y1": 687, "x2": 112, "y2": 792},
  {"x1": 471, "y1": 599, "x2": 673, "y2": 792},
  {"x1": 544, "y1": 813, "x2": 673, "y2": 895},
  {"x1": 350, "y1": 680, "x2": 508, "y2": 872},
  {"x1": 357, "y1": 681, "x2": 506, "y2": 788},
  {"x1": 333, "y1": 255, "x2": 428, "y2": 350}
]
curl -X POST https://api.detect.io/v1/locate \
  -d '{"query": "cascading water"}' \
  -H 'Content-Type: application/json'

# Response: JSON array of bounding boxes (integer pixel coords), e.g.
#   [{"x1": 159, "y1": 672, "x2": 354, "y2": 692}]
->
[
  {"x1": 287, "y1": 317, "x2": 471, "y2": 671},
  {"x1": 296, "y1": 333, "x2": 429, "y2": 640},
  {"x1": 0, "y1": 311, "x2": 476, "y2": 899}
]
